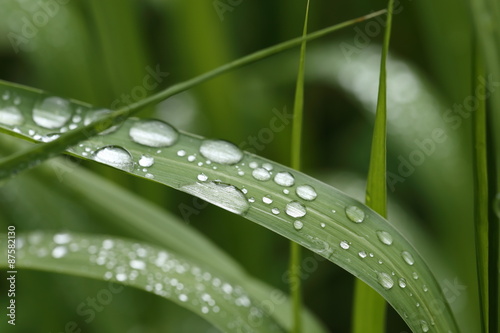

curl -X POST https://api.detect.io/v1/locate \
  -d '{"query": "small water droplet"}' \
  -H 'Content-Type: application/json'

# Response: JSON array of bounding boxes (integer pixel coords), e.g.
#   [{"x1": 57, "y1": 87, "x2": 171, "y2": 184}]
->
[
  {"x1": 340, "y1": 241, "x2": 350, "y2": 249},
  {"x1": 93, "y1": 146, "x2": 134, "y2": 171},
  {"x1": 179, "y1": 294, "x2": 188, "y2": 302},
  {"x1": 345, "y1": 205, "x2": 365, "y2": 223},
  {"x1": 293, "y1": 221, "x2": 303, "y2": 230},
  {"x1": 241, "y1": 188, "x2": 248, "y2": 194},
  {"x1": 181, "y1": 182, "x2": 249, "y2": 215},
  {"x1": 285, "y1": 201, "x2": 306, "y2": 218},
  {"x1": 130, "y1": 259, "x2": 146, "y2": 270},
  {"x1": 33, "y1": 96, "x2": 73, "y2": 129},
  {"x1": 72, "y1": 115, "x2": 82, "y2": 123},
  {"x1": 52, "y1": 246, "x2": 67, "y2": 259},
  {"x1": 262, "y1": 195, "x2": 273, "y2": 204},
  {"x1": 376, "y1": 231, "x2": 393, "y2": 245},
  {"x1": 84, "y1": 109, "x2": 119, "y2": 135},
  {"x1": 320, "y1": 223, "x2": 326, "y2": 228},
  {"x1": 0, "y1": 106, "x2": 24, "y2": 126},
  {"x1": 271, "y1": 208, "x2": 280, "y2": 215},
  {"x1": 237, "y1": 170, "x2": 245, "y2": 176},
  {"x1": 402, "y1": 251, "x2": 415, "y2": 265},
  {"x1": 283, "y1": 189, "x2": 290, "y2": 195},
  {"x1": 274, "y1": 172, "x2": 295, "y2": 187},
  {"x1": 13, "y1": 96, "x2": 21, "y2": 105},
  {"x1": 199, "y1": 139, "x2": 243, "y2": 164},
  {"x1": 249, "y1": 161, "x2": 258, "y2": 169},
  {"x1": 262, "y1": 162, "x2": 273, "y2": 171},
  {"x1": 412, "y1": 272, "x2": 419, "y2": 280},
  {"x1": 358, "y1": 251, "x2": 367, "y2": 258},
  {"x1": 423, "y1": 285, "x2": 428, "y2": 292},
  {"x1": 145, "y1": 173, "x2": 154, "y2": 179},
  {"x1": 197, "y1": 173, "x2": 208, "y2": 182},
  {"x1": 177, "y1": 149, "x2": 186, "y2": 157},
  {"x1": 296, "y1": 185, "x2": 317, "y2": 201},
  {"x1": 252, "y1": 168, "x2": 271, "y2": 181},
  {"x1": 188, "y1": 155, "x2": 196, "y2": 162},
  {"x1": 129, "y1": 119, "x2": 179, "y2": 147},
  {"x1": 139, "y1": 154, "x2": 155, "y2": 167},
  {"x1": 2, "y1": 91, "x2": 10, "y2": 100},
  {"x1": 248, "y1": 197, "x2": 255, "y2": 203},
  {"x1": 53, "y1": 233, "x2": 72, "y2": 244},
  {"x1": 398, "y1": 278, "x2": 407, "y2": 288},
  {"x1": 331, "y1": 209, "x2": 337, "y2": 214},
  {"x1": 421, "y1": 320, "x2": 429, "y2": 332},
  {"x1": 377, "y1": 272, "x2": 394, "y2": 289},
  {"x1": 197, "y1": 162, "x2": 203, "y2": 167}
]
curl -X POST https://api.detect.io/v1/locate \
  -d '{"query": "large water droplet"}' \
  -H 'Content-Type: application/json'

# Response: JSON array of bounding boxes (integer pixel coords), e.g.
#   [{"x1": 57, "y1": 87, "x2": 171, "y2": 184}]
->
[
  {"x1": 181, "y1": 182, "x2": 249, "y2": 215},
  {"x1": 345, "y1": 205, "x2": 365, "y2": 223},
  {"x1": 129, "y1": 119, "x2": 179, "y2": 147},
  {"x1": 402, "y1": 251, "x2": 415, "y2": 265},
  {"x1": 33, "y1": 96, "x2": 73, "y2": 129},
  {"x1": 199, "y1": 139, "x2": 243, "y2": 164},
  {"x1": 296, "y1": 185, "x2": 317, "y2": 201},
  {"x1": 285, "y1": 201, "x2": 306, "y2": 218},
  {"x1": 139, "y1": 154, "x2": 155, "y2": 167},
  {"x1": 252, "y1": 168, "x2": 271, "y2": 181},
  {"x1": 0, "y1": 106, "x2": 24, "y2": 126},
  {"x1": 376, "y1": 231, "x2": 393, "y2": 245},
  {"x1": 274, "y1": 172, "x2": 295, "y2": 187},
  {"x1": 293, "y1": 221, "x2": 303, "y2": 230},
  {"x1": 377, "y1": 272, "x2": 394, "y2": 289},
  {"x1": 93, "y1": 146, "x2": 134, "y2": 171},
  {"x1": 83, "y1": 108, "x2": 119, "y2": 135}
]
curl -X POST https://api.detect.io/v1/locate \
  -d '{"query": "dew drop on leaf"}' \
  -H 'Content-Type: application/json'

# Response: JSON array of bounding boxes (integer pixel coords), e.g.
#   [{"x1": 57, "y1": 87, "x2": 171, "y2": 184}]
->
[
  {"x1": 271, "y1": 208, "x2": 280, "y2": 215},
  {"x1": 197, "y1": 173, "x2": 208, "y2": 182},
  {"x1": 293, "y1": 220, "x2": 303, "y2": 230},
  {"x1": 93, "y1": 146, "x2": 134, "y2": 172},
  {"x1": 129, "y1": 119, "x2": 179, "y2": 147},
  {"x1": 181, "y1": 182, "x2": 249, "y2": 215},
  {"x1": 273, "y1": 172, "x2": 295, "y2": 187},
  {"x1": 199, "y1": 139, "x2": 243, "y2": 164},
  {"x1": 285, "y1": 201, "x2": 306, "y2": 218},
  {"x1": 262, "y1": 195, "x2": 273, "y2": 204},
  {"x1": 421, "y1": 320, "x2": 430, "y2": 332},
  {"x1": 252, "y1": 167, "x2": 271, "y2": 181},
  {"x1": 296, "y1": 185, "x2": 317, "y2": 201},
  {"x1": 0, "y1": 106, "x2": 24, "y2": 126},
  {"x1": 402, "y1": 251, "x2": 415, "y2": 265},
  {"x1": 376, "y1": 231, "x2": 393, "y2": 245},
  {"x1": 398, "y1": 278, "x2": 407, "y2": 288},
  {"x1": 340, "y1": 241, "x2": 350, "y2": 249},
  {"x1": 345, "y1": 205, "x2": 365, "y2": 223},
  {"x1": 33, "y1": 96, "x2": 73, "y2": 129},
  {"x1": 139, "y1": 154, "x2": 155, "y2": 167},
  {"x1": 377, "y1": 272, "x2": 394, "y2": 289}
]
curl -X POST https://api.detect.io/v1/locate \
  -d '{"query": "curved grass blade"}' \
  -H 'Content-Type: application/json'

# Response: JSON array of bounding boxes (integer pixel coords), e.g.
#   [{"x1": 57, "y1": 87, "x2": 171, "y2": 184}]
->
[
  {"x1": 352, "y1": 1, "x2": 394, "y2": 333},
  {"x1": 0, "y1": 232, "x2": 285, "y2": 333},
  {"x1": 0, "y1": 10, "x2": 386, "y2": 181},
  {"x1": 0, "y1": 83, "x2": 459, "y2": 333},
  {"x1": 289, "y1": 1, "x2": 310, "y2": 331}
]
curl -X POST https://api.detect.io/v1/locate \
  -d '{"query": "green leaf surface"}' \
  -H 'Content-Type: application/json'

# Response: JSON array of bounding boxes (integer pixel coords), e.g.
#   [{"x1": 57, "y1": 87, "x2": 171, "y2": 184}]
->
[{"x1": 0, "y1": 80, "x2": 459, "y2": 333}]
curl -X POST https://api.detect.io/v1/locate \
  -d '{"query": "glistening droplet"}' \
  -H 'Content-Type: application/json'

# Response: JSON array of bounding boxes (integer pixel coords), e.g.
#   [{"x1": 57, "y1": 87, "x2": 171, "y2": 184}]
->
[
  {"x1": 274, "y1": 172, "x2": 295, "y2": 187},
  {"x1": 0, "y1": 106, "x2": 24, "y2": 126},
  {"x1": 376, "y1": 231, "x2": 393, "y2": 245},
  {"x1": 33, "y1": 96, "x2": 72, "y2": 129},
  {"x1": 252, "y1": 168, "x2": 271, "y2": 181},
  {"x1": 285, "y1": 201, "x2": 306, "y2": 218},
  {"x1": 296, "y1": 185, "x2": 317, "y2": 201},
  {"x1": 345, "y1": 205, "x2": 365, "y2": 223},
  {"x1": 377, "y1": 272, "x2": 394, "y2": 289},
  {"x1": 129, "y1": 119, "x2": 179, "y2": 147},
  {"x1": 199, "y1": 139, "x2": 243, "y2": 164},
  {"x1": 93, "y1": 146, "x2": 134, "y2": 171},
  {"x1": 401, "y1": 251, "x2": 415, "y2": 265},
  {"x1": 181, "y1": 182, "x2": 249, "y2": 215}
]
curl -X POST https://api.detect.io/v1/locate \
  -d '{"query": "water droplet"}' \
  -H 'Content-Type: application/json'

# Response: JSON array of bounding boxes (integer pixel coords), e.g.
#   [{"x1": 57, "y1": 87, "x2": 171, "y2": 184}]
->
[
  {"x1": 139, "y1": 154, "x2": 155, "y2": 167},
  {"x1": 340, "y1": 241, "x2": 350, "y2": 249},
  {"x1": 345, "y1": 205, "x2": 365, "y2": 223},
  {"x1": 241, "y1": 188, "x2": 248, "y2": 194},
  {"x1": 83, "y1": 108, "x2": 119, "y2": 135},
  {"x1": 179, "y1": 294, "x2": 188, "y2": 302},
  {"x1": 272, "y1": 208, "x2": 280, "y2": 215},
  {"x1": 13, "y1": 96, "x2": 21, "y2": 105},
  {"x1": 197, "y1": 173, "x2": 208, "y2": 182},
  {"x1": 320, "y1": 223, "x2": 326, "y2": 228},
  {"x1": 283, "y1": 189, "x2": 290, "y2": 195},
  {"x1": 252, "y1": 168, "x2": 271, "y2": 181},
  {"x1": 376, "y1": 231, "x2": 393, "y2": 245},
  {"x1": 412, "y1": 272, "x2": 419, "y2": 280},
  {"x1": 293, "y1": 221, "x2": 303, "y2": 230},
  {"x1": 421, "y1": 320, "x2": 429, "y2": 332},
  {"x1": 398, "y1": 278, "x2": 407, "y2": 288},
  {"x1": 188, "y1": 155, "x2": 196, "y2": 162},
  {"x1": 53, "y1": 233, "x2": 71, "y2": 244},
  {"x1": 262, "y1": 162, "x2": 273, "y2": 171},
  {"x1": 199, "y1": 139, "x2": 243, "y2": 164},
  {"x1": 377, "y1": 272, "x2": 394, "y2": 289},
  {"x1": 0, "y1": 106, "x2": 24, "y2": 126},
  {"x1": 285, "y1": 201, "x2": 306, "y2": 218},
  {"x1": 129, "y1": 119, "x2": 179, "y2": 147},
  {"x1": 2, "y1": 91, "x2": 10, "y2": 100},
  {"x1": 423, "y1": 285, "x2": 428, "y2": 292},
  {"x1": 52, "y1": 246, "x2": 67, "y2": 259},
  {"x1": 402, "y1": 251, "x2": 415, "y2": 265},
  {"x1": 145, "y1": 173, "x2": 154, "y2": 179},
  {"x1": 296, "y1": 185, "x2": 317, "y2": 201},
  {"x1": 33, "y1": 96, "x2": 72, "y2": 129},
  {"x1": 358, "y1": 251, "x2": 367, "y2": 258},
  {"x1": 274, "y1": 172, "x2": 295, "y2": 187},
  {"x1": 248, "y1": 197, "x2": 255, "y2": 203},
  {"x1": 262, "y1": 195, "x2": 273, "y2": 204},
  {"x1": 249, "y1": 161, "x2": 258, "y2": 169},
  {"x1": 177, "y1": 149, "x2": 186, "y2": 157},
  {"x1": 93, "y1": 146, "x2": 134, "y2": 171},
  {"x1": 181, "y1": 182, "x2": 249, "y2": 215},
  {"x1": 130, "y1": 260, "x2": 146, "y2": 270},
  {"x1": 331, "y1": 209, "x2": 336, "y2": 214},
  {"x1": 237, "y1": 170, "x2": 245, "y2": 176}
]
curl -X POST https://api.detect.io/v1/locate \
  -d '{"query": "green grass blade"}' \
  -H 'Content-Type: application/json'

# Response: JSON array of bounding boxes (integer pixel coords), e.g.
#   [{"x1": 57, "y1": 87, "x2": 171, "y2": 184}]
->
[
  {"x1": 352, "y1": 1, "x2": 394, "y2": 333},
  {"x1": 472, "y1": 41, "x2": 490, "y2": 333},
  {"x1": 0, "y1": 232, "x2": 285, "y2": 333},
  {"x1": 290, "y1": 1, "x2": 310, "y2": 331},
  {"x1": 0, "y1": 10, "x2": 385, "y2": 181},
  {"x1": 0, "y1": 82, "x2": 459, "y2": 333}
]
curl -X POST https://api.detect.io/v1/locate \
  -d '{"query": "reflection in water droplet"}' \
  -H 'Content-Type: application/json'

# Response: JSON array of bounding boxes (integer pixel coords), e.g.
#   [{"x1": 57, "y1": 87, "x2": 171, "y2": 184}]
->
[
  {"x1": 197, "y1": 173, "x2": 208, "y2": 182},
  {"x1": 262, "y1": 195, "x2": 273, "y2": 204},
  {"x1": 177, "y1": 150, "x2": 186, "y2": 157},
  {"x1": 274, "y1": 172, "x2": 295, "y2": 187},
  {"x1": 52, "y1": 246, "x2": 67, "y2": 258},
  {"x1": 398, "y1": 278, "x2": 407, "y2": 288},
  {"x1": 377, "y1": 272, "x2": 394, "y2": 289},
  {"x1": 93, "y1": 146, "x2": 134, "y2": 171},
  {"x1": 293, "y1": 221, "x2": 303, "y2": 230},
  {"x1": 376, "y1": 231, "x2": 393, "y2": 245},
  {"x1": 252, "y1": 168, "x2": 271, "y2": 181},
  {"x1": 340, "y1": 241, "x2": 350, "y2": 249},
  {"x1": 0, "y1": 106, "x2": 24, "y2": 126},
  {"x1": 249, "y1": 161, "x2": 258, "y2": 169},
  {"x1": 423, "y1": 285, "x2": 428, "y2": 292},
  {"x1": 181, "y1": 182, "x2": 249, "y2": 215},
  {"x1": 139, "y1": 154, "x2": 155, "y2": 167},
  {"x1": 199, "y1": 139, "x2": 243, "y2": 164},
  {"x1": 271, "y1": 208, "x2": 280, "y2": 215},
  {"x1": 412, "y1": 272, "x2": 419, "y2": 280},
  {"x1": 296, "y1": 185, "x2": 317, "y2": 201},
  {"x1": 262, "y1": 162, "x2": 273, "y2": 171},
  {"x1": 33, "y1": 97, "x2": 72, "y2": 129},
  {"x1": 320, "y1": 223, "x2": 326, "y2": 228},
  {"x1": 358, "y1": 251, "x2": 367, "y2": 258},
  {"x1": 129, "y1": 119, "x2": 179, "y2": 147},
  {"x1": 402, "y1": 251, "x2": 415, "y2": 265},
  {"x1": 285, "y1": 201, "x2": 306, "y2": 218},
  {"x1": 345, "y1": 205, "x2": 365, "y2": 223}
]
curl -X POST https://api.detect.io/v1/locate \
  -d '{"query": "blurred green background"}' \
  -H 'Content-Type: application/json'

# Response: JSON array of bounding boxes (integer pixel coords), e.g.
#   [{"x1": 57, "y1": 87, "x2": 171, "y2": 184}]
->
[{"x1": 0, "y1": 0, "x2": 482, "y2": 332}]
